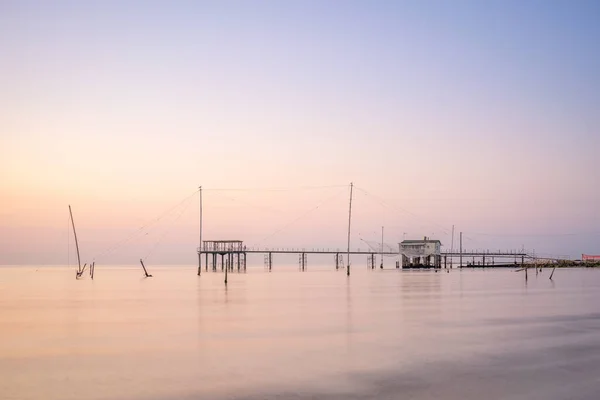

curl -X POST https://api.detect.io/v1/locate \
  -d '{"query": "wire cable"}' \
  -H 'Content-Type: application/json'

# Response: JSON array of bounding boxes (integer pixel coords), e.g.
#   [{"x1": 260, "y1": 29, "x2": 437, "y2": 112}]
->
[
  {"x1": 142, "y1": 193, "x2": 196, "y2": 262},
  {"x1": 354, "y1": 186, "x2": 451, "y2": 235},
  {"x1": 91, "y1": 189, "x2": 199, "y2": 261},
  {"x1": 252, "y1": 186, "x2": 348, "y2": 246}
]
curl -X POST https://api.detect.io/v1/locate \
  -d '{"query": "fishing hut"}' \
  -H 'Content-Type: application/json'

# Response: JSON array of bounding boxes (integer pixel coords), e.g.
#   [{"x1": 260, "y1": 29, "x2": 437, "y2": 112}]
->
[
  {"x1": 199, "y1": 240, "x2": 247, "y2": 272},
  {"x1": 400, "y1": 237, "x2": 442, "y2": 268}
]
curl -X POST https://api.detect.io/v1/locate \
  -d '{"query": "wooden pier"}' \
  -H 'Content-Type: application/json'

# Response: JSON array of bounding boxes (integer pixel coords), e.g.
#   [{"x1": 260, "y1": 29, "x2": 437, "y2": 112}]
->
[
  {"x1": 197, "y1": 242, "x2": 530, "y2": 271},
  {"x1": 195, "y1": 185, "x2": 531, "y2": 274}
]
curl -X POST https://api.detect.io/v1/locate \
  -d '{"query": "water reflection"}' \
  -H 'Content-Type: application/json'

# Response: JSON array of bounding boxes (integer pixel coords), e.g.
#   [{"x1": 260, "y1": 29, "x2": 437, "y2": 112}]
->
[{"x1": 1, "y1": 266, "x2": 599, "y2": 400}]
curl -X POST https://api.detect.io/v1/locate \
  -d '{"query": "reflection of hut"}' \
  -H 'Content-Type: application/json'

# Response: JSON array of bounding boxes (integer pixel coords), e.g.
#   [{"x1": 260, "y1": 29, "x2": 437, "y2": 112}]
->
[{"x1": 400, "y1": 237, "x2": 442, "y2": 268}]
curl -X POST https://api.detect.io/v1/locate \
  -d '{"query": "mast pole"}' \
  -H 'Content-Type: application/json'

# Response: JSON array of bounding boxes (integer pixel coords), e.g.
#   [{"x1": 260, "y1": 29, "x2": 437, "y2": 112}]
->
[
  {"x1": 197, "y1": 186, "x2": 203, "y2": 276},
  {"x1": 450, "y1": 224, "x2": 455, "y2": 267},
  {"x1": 460, "y1": 231, "x2": 463, "y2": 268},
  {"x1": 347, "y1": 182, "x2": 353, "y2": 276},
  {"x1": 68, "y1": 205, "x2": 81, "y2": 273},
  {"x1": 381, "y1": 226, "x2": 384, "y2": 268}
]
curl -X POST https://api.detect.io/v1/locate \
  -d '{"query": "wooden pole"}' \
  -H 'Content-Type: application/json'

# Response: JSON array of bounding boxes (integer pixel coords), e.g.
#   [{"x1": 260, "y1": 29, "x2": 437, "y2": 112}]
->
[
  {"x1": 450, "y1": 225, "x2": 454, "y2": 268},
  {"x1": 380, "y1": 226, "x2": 384, "y2": 269},
  {"x1": 197, "y1": 186, "x2": 202, "y2": 276},
  {"x1": 68, "y1": 205, "x2": 82, "y2": 274},
  {"x1": 139, "y1": 259, "x2": 152, "y2": 277},
  {"x1": 459, "y1": 232, "x2": 463, "y2": 268},
  {"x1": 550, "y1": 266, "x2": 556, "y2": 280},
  {"x1": 76, "y1": 263, "x2": 86, "y2": 279},
  {"x1": 347, "y1": 182, "x2": 353, "y2": 277}
]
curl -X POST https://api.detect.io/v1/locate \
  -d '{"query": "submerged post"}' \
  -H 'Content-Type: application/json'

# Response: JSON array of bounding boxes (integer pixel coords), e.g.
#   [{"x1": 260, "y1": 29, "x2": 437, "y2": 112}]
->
[
  {"x1": 347, "y1": 182, "x2": 353, "y2": 277},
  {"x1": 76, "y1": 263, "x2": 87, "y2": 279}
]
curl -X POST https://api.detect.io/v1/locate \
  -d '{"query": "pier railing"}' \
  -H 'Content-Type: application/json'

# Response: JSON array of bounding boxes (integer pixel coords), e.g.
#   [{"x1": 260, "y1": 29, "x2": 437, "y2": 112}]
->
[{"x1": 197, "y1": 246, "x2": 530, "y2": 257}]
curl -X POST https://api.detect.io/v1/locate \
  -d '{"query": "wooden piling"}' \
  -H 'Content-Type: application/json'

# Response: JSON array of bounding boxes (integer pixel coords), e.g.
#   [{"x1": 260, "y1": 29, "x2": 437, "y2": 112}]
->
[{"x1": 139, "y1": 259, "x2": 152, "y2": 277}]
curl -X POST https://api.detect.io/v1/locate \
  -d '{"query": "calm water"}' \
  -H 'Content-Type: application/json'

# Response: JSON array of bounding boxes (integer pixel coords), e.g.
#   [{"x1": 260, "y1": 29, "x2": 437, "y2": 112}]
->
[{"x1": 1, "y1": 265, "x2": 600, "y2": 400}]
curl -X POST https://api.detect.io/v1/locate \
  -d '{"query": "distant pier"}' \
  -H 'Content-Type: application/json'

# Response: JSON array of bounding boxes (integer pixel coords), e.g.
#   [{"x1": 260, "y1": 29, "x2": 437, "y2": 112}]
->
[{"x1": 197, "y1": 240, "x2": 530, "y2": 272}]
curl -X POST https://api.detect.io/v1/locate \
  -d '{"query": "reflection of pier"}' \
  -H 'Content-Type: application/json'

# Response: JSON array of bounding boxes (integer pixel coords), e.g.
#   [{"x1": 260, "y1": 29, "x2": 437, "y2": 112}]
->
[{"x1": 197, "y1": 242, "x2": 530, "y2": 271}]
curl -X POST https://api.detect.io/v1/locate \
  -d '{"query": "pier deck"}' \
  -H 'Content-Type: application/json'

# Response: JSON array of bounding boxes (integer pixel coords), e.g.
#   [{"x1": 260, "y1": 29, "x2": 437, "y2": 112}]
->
[{"x1": 197, "y1": 244, "x2": 530, "y2": 272}]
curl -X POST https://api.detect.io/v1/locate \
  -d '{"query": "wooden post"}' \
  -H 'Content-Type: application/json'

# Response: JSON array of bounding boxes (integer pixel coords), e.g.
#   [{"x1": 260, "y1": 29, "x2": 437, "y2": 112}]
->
[
  {"x1": 139, "y1": 259, "x2": 152, "y2": 277},
  {"x1": 459, "y1": 232, "x2": 463, "y2": 268},
  {"x1": 197, "y1": 252, "x2": 201, "y2": 276},
  {"x1": 76, "y1": 263, "x2": 86, "y2": 279},
  {"x1": 380, "y1": 226, "x2": 384, "y2": 269},
  {"x1": 197, "y1": 186, "x2": 202, "y2": 276},
  {"x1": 346, "y1": 183, "x2": 353, "y2": 276},
  {"x1": 68, "y1": 205, "x2": 82, "y2": 275}
]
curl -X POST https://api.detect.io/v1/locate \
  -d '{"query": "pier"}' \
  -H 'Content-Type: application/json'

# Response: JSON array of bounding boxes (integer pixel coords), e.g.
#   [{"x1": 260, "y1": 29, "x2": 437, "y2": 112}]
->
[
  {"x1": 197, "y1": 242, "x2": 530, "y2": 271},
  {"x1": 194, "y1": 185, "x2": 533, "y2": 274}
]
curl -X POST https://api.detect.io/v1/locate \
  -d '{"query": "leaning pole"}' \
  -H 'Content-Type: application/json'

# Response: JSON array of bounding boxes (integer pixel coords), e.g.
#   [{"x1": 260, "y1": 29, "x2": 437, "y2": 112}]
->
[{"x1": 347, "y1": 182, "x2": 353, "y2": 277}]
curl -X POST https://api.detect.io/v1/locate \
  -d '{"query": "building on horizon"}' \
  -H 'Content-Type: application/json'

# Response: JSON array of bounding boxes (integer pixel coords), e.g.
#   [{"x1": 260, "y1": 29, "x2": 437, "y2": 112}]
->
[{"x1": 399, "y1": 237, "x2": 442, "y2": 268}]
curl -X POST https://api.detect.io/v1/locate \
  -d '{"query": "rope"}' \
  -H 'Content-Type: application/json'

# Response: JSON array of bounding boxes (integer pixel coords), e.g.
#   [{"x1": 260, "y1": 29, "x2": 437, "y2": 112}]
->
[
  {"x1": 202, "y1": 184, "x2": 347, "y2": 192},
  {"x1": 359, "y1": 237, "x2": 398, "y2": 256},
  {"x1": 354, "y1": 186, "x2": 451, "y2": 235},
  {"x1": 467, "y1": 231, "x2": 600, "y2": 237},
  {"x1": 252, "y1": 186, "x2": 348, "y2": 246},
  {"x1": 206, "y1": 191, "x2": 283, "y2": 214},
  {"x1": 91, "y1": 189, "x2": 199, "y2": 261},
  {"x1": 142, "y1": 193, "x2": 196, "y2": 262}
]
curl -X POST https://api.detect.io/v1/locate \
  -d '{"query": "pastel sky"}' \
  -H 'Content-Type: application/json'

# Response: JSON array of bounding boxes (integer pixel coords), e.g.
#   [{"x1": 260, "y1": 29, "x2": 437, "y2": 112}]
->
[{"x1": 1, "y1": 0, "x2": 599, "y2": 265}]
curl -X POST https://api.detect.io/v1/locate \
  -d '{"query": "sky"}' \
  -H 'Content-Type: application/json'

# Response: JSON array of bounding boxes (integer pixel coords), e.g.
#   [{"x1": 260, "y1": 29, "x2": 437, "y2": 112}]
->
[{"x1": 1, "y1": 0, "x2": 599, "y2": 265}]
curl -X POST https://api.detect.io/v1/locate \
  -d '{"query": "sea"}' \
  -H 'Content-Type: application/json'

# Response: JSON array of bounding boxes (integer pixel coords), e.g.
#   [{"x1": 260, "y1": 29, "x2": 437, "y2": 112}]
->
[{"x1": 1, "y1": 265, "x2": 600, "y2": 400}]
